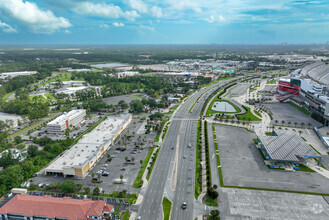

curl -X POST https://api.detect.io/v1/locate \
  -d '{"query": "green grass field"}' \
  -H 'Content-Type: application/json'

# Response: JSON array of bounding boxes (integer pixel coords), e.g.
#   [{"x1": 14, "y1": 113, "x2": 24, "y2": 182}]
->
[
  {"x1": 122, "y1": 211, "x2": 131, "y2": 220},
  {"x1": 289, "y1": 102, "x2": 311, "y2": 116},
  {"x1": 131, "y1": 94, "x2": 144, "y2": 97},
  {"x1": 236, "y1": 106, "x2": 262, "y2": 121},
  {"x1": 2, "y1": 91, "x2": 14, "y2": 101},
  {"x1": 44, "y1": 93, "x2": 56, "y2": 100},
  {"x1": 162, "y1": 197, "x2": 172, "y2": 220},
  {"x1": 297, "y1": 164, "x2": 315, "y2": 172},
  {"x1": 29, "y1": 95, "x2": 48, "y2": 103}
]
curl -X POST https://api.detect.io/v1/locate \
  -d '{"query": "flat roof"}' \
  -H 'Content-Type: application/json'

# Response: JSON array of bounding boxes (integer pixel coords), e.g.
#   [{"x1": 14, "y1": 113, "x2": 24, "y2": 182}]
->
[
  {"x1": 259, "y1": 129, "x2": 319, "y2": 162},
  {"x1": 47, "y1": 110, "x2": 85, "y2": 126},
  {"x1": 46, "y1": 114, "x2": 131, "y2": 171}
]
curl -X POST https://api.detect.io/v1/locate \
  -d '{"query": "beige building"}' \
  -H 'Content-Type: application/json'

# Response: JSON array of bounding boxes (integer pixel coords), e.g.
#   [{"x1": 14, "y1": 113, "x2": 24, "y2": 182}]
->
[{"x1": 44, "y1": 114, "x2": 132, "y2": 178}]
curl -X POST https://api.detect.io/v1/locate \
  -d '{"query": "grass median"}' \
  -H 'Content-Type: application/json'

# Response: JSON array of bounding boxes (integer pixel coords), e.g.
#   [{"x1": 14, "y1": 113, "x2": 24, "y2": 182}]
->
[
  {"x1": 146, "y1": 146, "x2": 161, "y2": 180},
  {"x1": 133, "y1": 147, "x2": 156, "y2": 188},
  {"x1": 162, "y1": 197, "x2": 172, "y2": 220}
]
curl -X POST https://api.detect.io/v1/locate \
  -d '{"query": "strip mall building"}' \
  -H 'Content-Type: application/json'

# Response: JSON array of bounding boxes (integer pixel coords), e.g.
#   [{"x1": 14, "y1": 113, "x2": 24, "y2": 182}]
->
[{"x1": 44, "y1": 114, "x2": 132, "y2": 178}]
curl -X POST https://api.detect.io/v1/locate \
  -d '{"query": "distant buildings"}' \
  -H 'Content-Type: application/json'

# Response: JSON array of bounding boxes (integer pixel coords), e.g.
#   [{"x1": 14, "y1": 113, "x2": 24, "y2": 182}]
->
[
  {"x1": 45, "y1": 114, "x2": 132, "y2": 178},
  {"x1": 0, "y1": 71, "x2": 37, "y2": 79},
  {"x1": 0, "y1": 194, "x2": 114, "y2": 220},
  {"x1": 46, "y1": 110, "x2": 86, "y2": 134}
]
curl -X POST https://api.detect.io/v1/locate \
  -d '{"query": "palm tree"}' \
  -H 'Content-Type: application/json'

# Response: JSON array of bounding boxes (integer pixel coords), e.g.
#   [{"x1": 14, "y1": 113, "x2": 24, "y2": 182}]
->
[
  {"x1": 92, "y1": 173, "x2": 95, "y2": 179},
  {"x1": 298, "y1": 130, "x2": 302, "y2": 136},
  {"x1": 120, "y1": 175, "x2": 124, "y2": 184},
  {"x1": 275, "y1": 120, "x2": 279, "y2": 125},
  {"x1": 97, "y1": 174, "x2": 101, "y2": 181},
  {"x1": 281, "y1": 120, "x2": 285, "y2": 126},
  {"x1": 107, "y1": 154, "x2": 111, "y2": 159},
  {"x1": 308, "y1": 123, "x2": 312, "y2": 128},
  {"x1": 125, "y1": 156, "x2": 128, "y2": 162},
  {"x1": 140, "y1": 160, "x2": 143, "y2": 168},
  {"x1": 131, "y1": 156, "x2": 135, "y2": 163},
  {"x1": 301, "y1": 122, "x2": 305, "y2": 128},
  {"x1": 294, "y1": 122, "x2": 298, "y2": 127},
  {"x1": 288, "y1": 122, "x2": 291, "y2": 127}
]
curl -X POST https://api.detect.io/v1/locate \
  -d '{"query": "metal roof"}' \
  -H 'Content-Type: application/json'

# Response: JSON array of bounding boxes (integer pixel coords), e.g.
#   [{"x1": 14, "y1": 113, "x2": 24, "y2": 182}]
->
[{"x1": 259, "y1": 129, "x2": 320, "y2": 162}]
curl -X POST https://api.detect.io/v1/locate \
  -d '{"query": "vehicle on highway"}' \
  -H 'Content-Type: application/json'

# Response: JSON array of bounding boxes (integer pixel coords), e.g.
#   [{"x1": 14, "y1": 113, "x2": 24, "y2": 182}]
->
[
  {"x1": 121, "y1": 167, "x2": 126, "y2": 171},
  {"x1": 183, "y1": 155, "x2": 186, "y2": 159},
  {"x1": 171, "y1": 147, "x2": 174, "y2": 150},
  {"x1": 187, "y1": 143, "x2": 191, "y2": 148},
  {"x1": 182, "y1": 202, "x2": 187, "y2": 209}
]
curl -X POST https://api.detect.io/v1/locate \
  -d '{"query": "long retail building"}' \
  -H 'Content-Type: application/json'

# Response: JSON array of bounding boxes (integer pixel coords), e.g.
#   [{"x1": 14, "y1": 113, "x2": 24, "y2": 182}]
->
[{"x1": 44, "y1": 114, "x2": 132, "y2": 178}]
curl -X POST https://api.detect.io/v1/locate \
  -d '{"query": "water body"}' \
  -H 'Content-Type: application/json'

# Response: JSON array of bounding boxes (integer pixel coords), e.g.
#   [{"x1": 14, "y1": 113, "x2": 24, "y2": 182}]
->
[{"x1": 211, "y1": 101, "x2": 236, "y2": 112}]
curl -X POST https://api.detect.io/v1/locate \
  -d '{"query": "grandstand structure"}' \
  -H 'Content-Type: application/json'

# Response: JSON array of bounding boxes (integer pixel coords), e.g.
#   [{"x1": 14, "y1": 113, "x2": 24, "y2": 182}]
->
[{"x1": 301, "y1": 61, "x2": 329, "y2": 85}]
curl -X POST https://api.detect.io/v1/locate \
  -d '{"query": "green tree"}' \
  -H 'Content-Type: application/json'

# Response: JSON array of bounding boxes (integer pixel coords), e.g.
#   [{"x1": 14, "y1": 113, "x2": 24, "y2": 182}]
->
[
  {"x1": 93, "y1": 187, "x2": 100, "y2": 195},
  {"x1": 14, "y1": 136, "x2": 23, "y2": 144},
  {"x1": 84, "y1": 186, "x2": 90, "y2": 194},
  {"x1": 59, "y1": 180, "x2": 77, "y2": 193},
  {"x1": 27, "y1": 145, "x2": 38, "y2": 157}
]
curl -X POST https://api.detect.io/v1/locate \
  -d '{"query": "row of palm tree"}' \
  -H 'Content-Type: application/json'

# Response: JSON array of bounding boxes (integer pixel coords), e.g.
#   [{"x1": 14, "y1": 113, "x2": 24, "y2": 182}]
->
[{"x1": 273, "y1": 120, "x2": 312, "y2": 128}]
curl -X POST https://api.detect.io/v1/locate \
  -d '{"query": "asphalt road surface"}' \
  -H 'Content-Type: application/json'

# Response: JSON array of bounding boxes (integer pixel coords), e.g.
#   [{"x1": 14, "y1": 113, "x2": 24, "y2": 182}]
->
[{"x1": 138, "y1": 77, "x2": 246, "y2": 219}]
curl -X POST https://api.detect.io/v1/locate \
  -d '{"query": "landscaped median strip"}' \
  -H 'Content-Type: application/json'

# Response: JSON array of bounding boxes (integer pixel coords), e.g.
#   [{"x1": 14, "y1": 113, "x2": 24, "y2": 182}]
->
[
  {"x1": 133, "y1": 147, "x2": 156, "y2": 188},
  {"x1": 162, "y1": 197, "x2": 172, "y2": 220},
  {"x1": 195, "y1": 120, "x2": 202, "y2": 199},
  {"x1": 146, "y1": 146, "x2": 161, "y2": 180}
]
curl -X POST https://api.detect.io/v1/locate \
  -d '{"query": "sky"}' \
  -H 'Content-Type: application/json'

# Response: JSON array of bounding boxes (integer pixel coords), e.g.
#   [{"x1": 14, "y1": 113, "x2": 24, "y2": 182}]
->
[{"x1": 0, "y1": 0, "x2": 329, "y2": 45}]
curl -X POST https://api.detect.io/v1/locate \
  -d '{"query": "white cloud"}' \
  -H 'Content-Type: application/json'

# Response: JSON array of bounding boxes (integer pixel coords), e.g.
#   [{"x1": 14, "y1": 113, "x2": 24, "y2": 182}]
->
[
  {"x1": 167, "y1": 0, "x2": 203, "y2": 13},
  {"x1": 100, "y1": 24, "x2": 110, "y2": 29},
  {"x1": 73, "y1": 2, "x2": 122, "y2": 18},
  {"x1": 139, "y1": 25, "x2": 155, "y2": 31},
  {"x1": 113, "y1": 22, "x2": 125, "y2": 27},
  {"x1": 0, "y1": 0, "x2": 71, "y2": 33},
  {"x1": 0, "y1": 20, "x2": 16, "y2": 33},
  {"x1": 128, "y1": 0, "x2": 148, "y2": 14},
  {"x1": 206, "y1": 15, "x2": 226, "y2": 23},
  {"x1": 151, "y1": 6, "x2": 163, "y2": 18},
  {"x1": 124, "y1": 10, "x2": 140, "y2": 21},
  {"x1": 73, "y1": 2, "x2": 140, "y2": 21},
  {"x1": 64, "y1": 29, "x2": 71, "y2": 34}
]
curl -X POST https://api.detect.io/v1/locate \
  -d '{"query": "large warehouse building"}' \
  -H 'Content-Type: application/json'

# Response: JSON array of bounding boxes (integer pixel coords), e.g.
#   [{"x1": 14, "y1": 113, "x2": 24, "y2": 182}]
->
[
  {"x1": 44, "y1": 114, "x2": 132, "y2": 178},
  {"x1": 46, "y1": 109, "x2": 86, "y2": 134}
]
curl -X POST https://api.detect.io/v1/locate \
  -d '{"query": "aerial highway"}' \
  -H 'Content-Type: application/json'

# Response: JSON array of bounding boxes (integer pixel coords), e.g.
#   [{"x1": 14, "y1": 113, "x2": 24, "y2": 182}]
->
[{"x1": 138, "y1": 77, "x2": 245, "y2": 219}]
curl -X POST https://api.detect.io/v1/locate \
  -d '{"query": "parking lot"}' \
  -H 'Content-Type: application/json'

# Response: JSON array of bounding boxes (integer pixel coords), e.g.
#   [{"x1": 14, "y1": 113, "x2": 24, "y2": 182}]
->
[
  {"x1": 215, "y1": 125, "x2": 329, "y2": 194},
  {"x1": 227, "y1": 84, "x2": 250, "y2": 98},
  {"x1": 221, "y1": 188, "x2": 329, "y2": 220},
  {"x1": 32, "y1": 118, "x2": 156, "y2": 194},
  {"x1": 263, "y1": 103, "x2": 321, "y2": 127},
  {"x1": 102, "y1": 94, "x2": 146, "y2": 106}
]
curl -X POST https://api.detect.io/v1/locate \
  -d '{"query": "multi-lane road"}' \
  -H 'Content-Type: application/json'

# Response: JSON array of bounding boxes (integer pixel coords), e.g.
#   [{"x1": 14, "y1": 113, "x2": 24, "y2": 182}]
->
[{"x1": 138, "y1": 77, "x2": 243, "y2": 219}]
